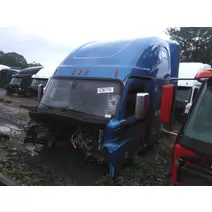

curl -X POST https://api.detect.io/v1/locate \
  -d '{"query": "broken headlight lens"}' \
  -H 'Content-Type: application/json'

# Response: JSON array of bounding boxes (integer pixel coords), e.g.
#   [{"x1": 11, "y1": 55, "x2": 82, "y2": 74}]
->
[{"x1": 105, "y1": 94, "x2": 120, "y2": 117}]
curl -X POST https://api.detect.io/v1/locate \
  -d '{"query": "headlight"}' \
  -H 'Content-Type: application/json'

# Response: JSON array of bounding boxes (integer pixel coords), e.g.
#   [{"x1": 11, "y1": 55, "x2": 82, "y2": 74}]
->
[{"x1": 105, "y1": 94, "x2": 120, "y2": 116}]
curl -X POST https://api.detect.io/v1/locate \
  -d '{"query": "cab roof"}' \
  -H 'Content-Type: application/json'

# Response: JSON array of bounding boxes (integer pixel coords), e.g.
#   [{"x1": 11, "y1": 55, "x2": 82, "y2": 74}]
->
[
  {"x1": 55, "y1": 37, "x2": 179, "y2": 81},
  {"x1": 32, "y1": 66, "x2": 56, "y2": 79},
  {"x1": 60, "y1": 37, "x2": 166, "y2": 68},
  {"x1": 18, "y1": 66, "x2": 43, "y2": 75},
  {"x1": 0, "y1": 64, "x2": 10, "y2": 70}
]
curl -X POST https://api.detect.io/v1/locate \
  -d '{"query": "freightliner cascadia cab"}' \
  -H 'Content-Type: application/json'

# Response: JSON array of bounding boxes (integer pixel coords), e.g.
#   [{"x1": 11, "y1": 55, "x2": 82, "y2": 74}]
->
[{"x1": 24, "y1": 37, "x2": 180, "y2": 177}]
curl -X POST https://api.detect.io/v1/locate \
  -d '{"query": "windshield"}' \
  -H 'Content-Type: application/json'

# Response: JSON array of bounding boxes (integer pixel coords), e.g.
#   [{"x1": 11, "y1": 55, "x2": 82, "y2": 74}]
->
[
  {"x1": 40, "y1": 78, "x2": 122, "y2": 118},
  {"x1": 183, "y1": 81, "x2": 212, "y2": 144},
  {"x1": 31, "y1": 79, "x2": 48, "y2": 87},
  {"x1": 10, "y1": 77, "x2": 22, "y2": 85},
  {"x1": 176, "y1": 86, "x2": 192, "y2": 102}
]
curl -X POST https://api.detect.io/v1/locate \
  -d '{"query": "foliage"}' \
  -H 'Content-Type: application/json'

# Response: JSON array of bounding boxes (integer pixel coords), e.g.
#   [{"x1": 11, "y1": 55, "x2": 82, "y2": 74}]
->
[
  {"x1": 27, "y1": 62, "x2": 42, "y2": 67},
  {"x1": 166, "y1": 27, "x2": 212, "y2": 64},
  {"x1": 0, "y1": 51, "x2": 42, "y2": 69}
]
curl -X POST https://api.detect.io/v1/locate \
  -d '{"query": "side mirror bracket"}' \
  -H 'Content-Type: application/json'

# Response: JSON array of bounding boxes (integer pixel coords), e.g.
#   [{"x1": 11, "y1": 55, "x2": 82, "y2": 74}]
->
[{"x1": 38, "y1": 84, "x2": 44, "y2": 101}]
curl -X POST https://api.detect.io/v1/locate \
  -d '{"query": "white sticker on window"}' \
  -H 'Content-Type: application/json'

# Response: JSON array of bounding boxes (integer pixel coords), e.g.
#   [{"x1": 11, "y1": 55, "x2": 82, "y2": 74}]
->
[
  {"x1": 105, "y1": 114, "x2": 112, "y2": 118},
  {"x1": 97, "y1": 87, "x2": 114, "y2": 94}
]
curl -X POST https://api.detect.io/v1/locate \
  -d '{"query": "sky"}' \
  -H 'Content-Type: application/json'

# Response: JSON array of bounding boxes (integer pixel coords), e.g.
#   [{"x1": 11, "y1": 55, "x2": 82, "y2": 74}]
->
[
  {"x1": 0, "y1": 27, "x2": 73, "y2": 68},
  {"x1": 0, "y1": 26, "x2": 169, "y2": 67},
  {"x1": 0, "y1": 0, "x2": 174, "y2": 67},
  {"x1": 0, "y1": 0, "x2": 208, "y2": 69}
]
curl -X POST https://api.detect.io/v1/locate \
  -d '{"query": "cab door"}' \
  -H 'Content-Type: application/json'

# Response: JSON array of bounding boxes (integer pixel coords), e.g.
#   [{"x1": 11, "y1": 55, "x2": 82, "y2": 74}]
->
[
  {"x1": 147, "y1": 47, "x2": 169, "y2": 144},
  {"x1": 118, "y1": 78, "x2": 151, "y2": 158}
]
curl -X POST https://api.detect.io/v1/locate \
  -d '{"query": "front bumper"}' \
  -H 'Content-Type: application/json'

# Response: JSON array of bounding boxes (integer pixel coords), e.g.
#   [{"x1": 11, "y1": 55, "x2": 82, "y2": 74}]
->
[{"x1": 5, "y1": 85, "x2": 24, "y2": 95}]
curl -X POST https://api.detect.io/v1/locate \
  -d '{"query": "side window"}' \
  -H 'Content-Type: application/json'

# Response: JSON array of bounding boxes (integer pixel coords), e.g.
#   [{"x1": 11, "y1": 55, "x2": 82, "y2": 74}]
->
[
  {"x1": 192, "y1": 88, "x2": 199, "y2": 103},
  {"x1": 156, "y1": 48, "x2": 169, "y2": 78},
  {"x1": 125, "y1": 84, "x2": 145, "y2": 117},
  {"x1": 160, "y1": 49, "x2": 169, "y2": 69}
]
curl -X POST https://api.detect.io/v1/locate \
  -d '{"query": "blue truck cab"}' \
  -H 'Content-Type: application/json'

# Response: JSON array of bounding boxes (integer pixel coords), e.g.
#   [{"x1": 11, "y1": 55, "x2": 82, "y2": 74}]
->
[{"x1": 24, "y1": 37, "x2": 180, "y2": 177}]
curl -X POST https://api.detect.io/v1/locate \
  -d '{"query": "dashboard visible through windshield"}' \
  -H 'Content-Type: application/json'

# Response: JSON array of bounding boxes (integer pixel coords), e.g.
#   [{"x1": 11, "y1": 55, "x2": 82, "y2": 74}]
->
[{"x1": 40, "y1": 78, "x2": 122, "y2": 119}]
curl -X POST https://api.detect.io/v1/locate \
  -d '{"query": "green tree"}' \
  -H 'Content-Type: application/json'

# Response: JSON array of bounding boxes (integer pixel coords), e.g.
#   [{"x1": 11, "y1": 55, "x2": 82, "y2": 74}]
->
[
  {"x1": 0, "y1": 51, "x2": 42, "y2": 68},
  {"x1": 27, "y1": 62, "x2": 43, "y2": 67},
  {"x1": 0, "y1": 51, "x2": 4, "y2": 57},
  {"x1": 0, "y1": 52, "x2": 28, "y2": 68},
  {"x1": 166, "y1": 27, "x2": 212, "y2": 64}
]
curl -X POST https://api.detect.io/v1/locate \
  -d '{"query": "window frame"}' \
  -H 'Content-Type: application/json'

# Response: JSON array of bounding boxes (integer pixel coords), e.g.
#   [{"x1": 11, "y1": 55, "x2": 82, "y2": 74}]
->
[{"x1": 124, "y1": 81, "x2": 145, "y2": 118}]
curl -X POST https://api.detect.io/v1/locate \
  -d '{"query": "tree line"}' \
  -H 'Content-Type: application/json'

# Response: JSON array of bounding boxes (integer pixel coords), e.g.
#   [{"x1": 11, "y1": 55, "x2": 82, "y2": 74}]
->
[
  {"x1": 166, "y1": 27, "x2": 212, "y2": 64},
  {"x1": 0, "y1": 51, "x2": 42, "y2": 69}
]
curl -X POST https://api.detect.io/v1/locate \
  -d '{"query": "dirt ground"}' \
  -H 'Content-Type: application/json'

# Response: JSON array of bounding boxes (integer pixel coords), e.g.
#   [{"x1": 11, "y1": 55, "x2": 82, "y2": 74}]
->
[
  {"x1": 0, "y1": 91, "x2": 180, "y2": 186},
  {"x1": 3, "y1": 95, "x2": 38, "y2": 108}
]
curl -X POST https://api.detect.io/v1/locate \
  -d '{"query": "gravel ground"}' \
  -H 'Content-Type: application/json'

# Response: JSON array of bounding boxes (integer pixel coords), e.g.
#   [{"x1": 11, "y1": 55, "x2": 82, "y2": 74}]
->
[
  {"x1": 0, "y1": 103, "x2": 29, "y2": 129},
  {"x1": 0, "y1": 101, "x2": 177, "y2": 186}
]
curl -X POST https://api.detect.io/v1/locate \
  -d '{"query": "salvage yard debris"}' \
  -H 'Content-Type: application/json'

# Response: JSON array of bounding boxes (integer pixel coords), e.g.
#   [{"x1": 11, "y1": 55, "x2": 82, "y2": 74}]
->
[{"x1": 0, "y1": 100, "x2": 177, "y2": 186}]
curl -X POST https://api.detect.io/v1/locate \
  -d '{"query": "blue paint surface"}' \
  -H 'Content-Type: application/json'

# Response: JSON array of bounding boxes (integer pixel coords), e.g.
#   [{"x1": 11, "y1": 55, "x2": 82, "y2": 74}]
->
[
  {"x1": 51, "y1": 37, "x2": 180, "y2": 175},
  {"x1": 55, "y1": 37, "x2": 179, "y2": 81}
]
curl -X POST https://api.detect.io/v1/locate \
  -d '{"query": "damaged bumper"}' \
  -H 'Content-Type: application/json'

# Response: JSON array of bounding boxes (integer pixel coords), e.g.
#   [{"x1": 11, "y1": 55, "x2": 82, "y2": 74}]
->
[{"x1": 24, "y1": 108, "x2": 110, "y2": 162}]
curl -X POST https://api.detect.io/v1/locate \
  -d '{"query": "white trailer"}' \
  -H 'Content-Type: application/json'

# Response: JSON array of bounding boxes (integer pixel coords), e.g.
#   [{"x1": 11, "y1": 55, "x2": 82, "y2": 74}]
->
[{"x1": 176, "y1": 62, "x2": 211, "y2": 115}]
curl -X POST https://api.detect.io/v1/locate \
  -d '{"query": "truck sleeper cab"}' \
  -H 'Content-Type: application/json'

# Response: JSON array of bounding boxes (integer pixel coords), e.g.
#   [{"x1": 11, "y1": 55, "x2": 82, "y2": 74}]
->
[
  {"x1": 5, "y1": 66, "x2": 43, "y2": 96},
  {"x1": 28, "y1": 66, "x2": 55, "y2": 97},
  {"x1": 24, "y1": 37, "x2": 180, "y2": 177},
  {"x1": 160, "y1": 69, "x2": 212, "y2": 185}
]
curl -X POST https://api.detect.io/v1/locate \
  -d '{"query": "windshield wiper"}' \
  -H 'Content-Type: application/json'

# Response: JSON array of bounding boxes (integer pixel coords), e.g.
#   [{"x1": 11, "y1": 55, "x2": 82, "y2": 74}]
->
[
  {"x1": 40, "y1": 103, "x2": 88, "y2": 114},
  {"x1": 61, "y1": 108, "x2": 89, "y2": 115},
  {"x1": 40, "y1": 103, "x2": 54, "y2": 109},
  {"x1": 61, "y1": 108, "x2": 106, "y2": 119}
]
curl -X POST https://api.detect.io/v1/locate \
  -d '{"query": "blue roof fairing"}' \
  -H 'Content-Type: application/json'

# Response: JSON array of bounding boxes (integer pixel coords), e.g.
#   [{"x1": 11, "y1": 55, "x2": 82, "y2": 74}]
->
[{"x1": 54, "y1": 37, "x2": 179, "y2": 81}]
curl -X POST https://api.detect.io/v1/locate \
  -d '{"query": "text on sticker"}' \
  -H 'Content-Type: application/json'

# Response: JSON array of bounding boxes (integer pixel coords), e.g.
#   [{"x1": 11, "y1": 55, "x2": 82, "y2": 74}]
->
[{"x1": 97, "y1": 87, "x2": 114, "y2": 94}]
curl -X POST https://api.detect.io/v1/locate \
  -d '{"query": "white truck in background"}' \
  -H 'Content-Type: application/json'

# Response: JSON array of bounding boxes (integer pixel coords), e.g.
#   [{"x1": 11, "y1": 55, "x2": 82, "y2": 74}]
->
[
  {"x1": 175, "y1": 62, "x2": 211, "y2": 118},
  {"x1": 28, "y1": 66, "x2": 56, "y2": 97},
  {"x1": 0, "y1": 65, "x2": 10, "y2": 70}
]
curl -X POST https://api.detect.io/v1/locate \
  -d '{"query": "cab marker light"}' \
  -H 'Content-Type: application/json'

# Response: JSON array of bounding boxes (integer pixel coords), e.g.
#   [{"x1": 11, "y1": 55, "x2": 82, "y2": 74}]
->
[
  {"x1": 78, "y1": 69, "x2": 82, "y2": 75},
  {"x1": 114, "y1": 70, "x2": 118, "y2": 77},
  {"x1": 84, "y1": 69, "x2": 89, "y2": 75},
  {"x1": 72, "y1": 69, "x2": 76, "y2": 75}
]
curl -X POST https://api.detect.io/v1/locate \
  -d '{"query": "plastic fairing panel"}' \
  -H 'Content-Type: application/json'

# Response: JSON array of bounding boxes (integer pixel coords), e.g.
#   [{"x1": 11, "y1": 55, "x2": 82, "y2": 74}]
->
[
  {"x1": 167, "y1": 40, "x2": 180, "y2": 84},
  {"x1": 55, "y1": 37, "x2": 179, "y2": 81}
]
